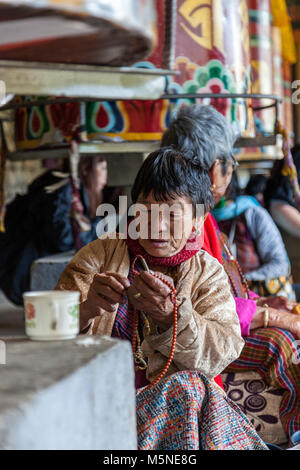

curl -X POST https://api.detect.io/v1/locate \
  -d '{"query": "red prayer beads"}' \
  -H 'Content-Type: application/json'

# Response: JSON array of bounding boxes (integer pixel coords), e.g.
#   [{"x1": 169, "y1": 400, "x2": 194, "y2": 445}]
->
[{"x1": 131, "y1": 254, "x2": 178, "y2": 390}]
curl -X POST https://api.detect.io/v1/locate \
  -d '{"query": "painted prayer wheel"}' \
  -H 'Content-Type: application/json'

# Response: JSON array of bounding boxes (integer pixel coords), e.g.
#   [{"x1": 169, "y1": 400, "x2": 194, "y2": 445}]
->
[
  {"x1": 15, "y1": 0, "x2": 255, "y2": 147},
  {"x1": 0, "y1": 0, "x2": 156, "y2": 66},
  {"x1": 248, "y1": 0, "x2": 273, "y2": 133},
  {"x1": 240, "y1": 0, "x2": 279, "y2": 159},
  {"x1": 85, "y1": 0, "x2": 255, "y2": 142},
  {"x1": 173, "y1": 0, "x2": 254, "y2": 138},
  {"x1": 272, "y1": 26, "x2": 285, "y2": 124},
  {"x1": 282, "y1": 58, "x2": 294, "y2": 145}
]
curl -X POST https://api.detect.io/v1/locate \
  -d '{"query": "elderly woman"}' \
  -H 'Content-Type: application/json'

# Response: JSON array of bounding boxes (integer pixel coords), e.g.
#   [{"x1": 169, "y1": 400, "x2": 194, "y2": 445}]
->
[
  {"x1": 213, "y1": 172, "x2": 294, "y2": 300},
  {"x1": 162, "y1": 104, "x2": 300, "y2": 442},
  {"x1": 56, "y1": 147, "x2": 266, "y2": 450}
]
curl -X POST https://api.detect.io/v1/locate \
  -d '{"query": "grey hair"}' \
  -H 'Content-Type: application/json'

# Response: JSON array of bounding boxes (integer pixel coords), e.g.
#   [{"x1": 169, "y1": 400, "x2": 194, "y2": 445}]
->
[{"x1": 161, "y1": 105, "x2": 238, "y2": 173}]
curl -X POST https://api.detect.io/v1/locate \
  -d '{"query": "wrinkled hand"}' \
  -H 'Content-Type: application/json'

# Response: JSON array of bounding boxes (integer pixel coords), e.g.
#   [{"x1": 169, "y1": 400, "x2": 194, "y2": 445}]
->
[
  {"x1": 290, "y1": 317, "x2": 300, "y2": 339},
  {"x1": 80, "y1": 271, "x2": 130, "y2": 330},
  {"x1": 127, "y1": 271, "x2": 175, "y2": 329},
  {"x1": 252, "y1": 306, "x2": 300, "y2": 339},
  {"x1": 257, "y1": 296, "x2": 297, "y2": 313}
]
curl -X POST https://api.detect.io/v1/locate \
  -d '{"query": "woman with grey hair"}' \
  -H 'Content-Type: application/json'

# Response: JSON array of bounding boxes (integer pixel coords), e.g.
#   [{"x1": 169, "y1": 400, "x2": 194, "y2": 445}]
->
[
  {"x1": 162, "y1": 104, "x2": 300, "y2": 443},
  {"x1": 162, "y1": 104, "x2": 237, "y2": 202},
  {"x1": 56, "y1": 146, "x2": 266, "y2": 450}
]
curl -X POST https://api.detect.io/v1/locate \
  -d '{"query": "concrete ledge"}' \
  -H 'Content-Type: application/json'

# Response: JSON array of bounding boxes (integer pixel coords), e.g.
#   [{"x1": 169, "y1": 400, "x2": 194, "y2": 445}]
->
[{"x1": 0, "y1": 336, "x2": 137, "y2": 450}]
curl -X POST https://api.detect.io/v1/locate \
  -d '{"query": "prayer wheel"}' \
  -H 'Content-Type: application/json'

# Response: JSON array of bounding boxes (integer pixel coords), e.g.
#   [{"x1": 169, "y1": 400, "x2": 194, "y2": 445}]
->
[
  {"x1": 248, "y1": 0, "x2": 273, "y2": 133},
  {"x1": 15, "y1": 0, "x2": 255, "y2": 146},
  {"x1": 0, "y1": 0, "x2": 156, "y2": 66},
  {"x1": 282, "y1": 59, "x2": 294, "y2": 145},
  {"x1": 272, "y1": 26, "x2": 285, "y2": 124},
  {"x1": 243, "y1": 0, "x2": 278, "y2": 158},
  {"x1": 174, "y1": 0, "x2": 254, "y2": 137},
  {"x1": 85, "y1": 0, "x2": 255, "y2": 141}
]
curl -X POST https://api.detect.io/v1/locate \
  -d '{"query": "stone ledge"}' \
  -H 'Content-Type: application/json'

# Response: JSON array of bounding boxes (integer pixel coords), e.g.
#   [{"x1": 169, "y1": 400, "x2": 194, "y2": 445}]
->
[{"x1": 0, "y1": 336, "x2": 137, "y2": 450}]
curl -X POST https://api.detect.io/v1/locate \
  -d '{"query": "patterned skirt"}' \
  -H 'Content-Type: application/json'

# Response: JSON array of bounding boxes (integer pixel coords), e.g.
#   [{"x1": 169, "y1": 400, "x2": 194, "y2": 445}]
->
[
  {"x1": 136, "y1": 370, "x2": 268, "y2": 450},
  {"x1": 226, "y1": 327, "x2": 300, "y2": 440}
]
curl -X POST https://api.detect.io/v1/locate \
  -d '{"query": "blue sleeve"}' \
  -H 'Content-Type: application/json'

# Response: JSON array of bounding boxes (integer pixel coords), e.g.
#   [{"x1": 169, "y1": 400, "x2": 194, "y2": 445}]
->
[{"x1": 244, "y1": 206, "x2": 291, "y2": 281}]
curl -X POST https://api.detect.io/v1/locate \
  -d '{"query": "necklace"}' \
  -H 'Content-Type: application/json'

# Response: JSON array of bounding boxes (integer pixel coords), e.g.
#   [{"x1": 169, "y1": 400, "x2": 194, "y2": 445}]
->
[
  {"x1": 219, "y1": 232, "x2": 250, "y2": 299},
  {"x1": 131, "y1": 255, "x2": 178, "y2": 390}
]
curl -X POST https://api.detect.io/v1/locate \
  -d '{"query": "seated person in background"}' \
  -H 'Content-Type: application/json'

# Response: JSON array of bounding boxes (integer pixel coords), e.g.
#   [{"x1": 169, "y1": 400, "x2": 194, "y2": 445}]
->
[
  {"x1": 265, "y1": 146, "x2": 300, "y2": 239},
  {"x1": 245, "y1": 174, "x2": 267, "y2": 206},
  {"x1": 161, "y1": 104, "x2": 300, "y2": 444},
  {"x1": 265, "y1": 147, "x2": 300, "y2": 300},
  {"x1": 56, "y1": 147, "x2": 266, "y2": 450},
  {"x1": 0, "y1": 154, "x2": 121, "y2": 305},
  {"x1": 212, "y1": 173, "x2": 294, "y2": 300}
]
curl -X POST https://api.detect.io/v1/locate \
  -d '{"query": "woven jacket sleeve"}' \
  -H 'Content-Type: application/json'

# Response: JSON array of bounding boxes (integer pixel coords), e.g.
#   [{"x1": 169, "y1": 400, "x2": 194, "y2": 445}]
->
[
  {"x1": 142, "y1": 253, "x2": 245, "y2": 380},
  {"x1": 54, "y1": 239, "x2": 103, "y2": 302}
]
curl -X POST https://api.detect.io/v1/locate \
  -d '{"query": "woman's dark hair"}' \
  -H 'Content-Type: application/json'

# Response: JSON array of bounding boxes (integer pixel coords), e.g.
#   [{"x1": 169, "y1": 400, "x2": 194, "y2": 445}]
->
[
  {"x1": 131, "y1": 147, "x2": 214, "y2": 214},
  {"x1": 61, "y1": 154, "x2": 105, "y2": 186},
  {"x1": 245, "y1": 174, "x2": 267, "y2": 197},
  {"x1": 264, "y1": 146, "x2": 300, "y2": 210},
  {"x1": 78, "y1": 154, "x2": 105, "y2": 187},
  {"x1": 226, "y1": 172, "x2": 242, "y2": 201}
]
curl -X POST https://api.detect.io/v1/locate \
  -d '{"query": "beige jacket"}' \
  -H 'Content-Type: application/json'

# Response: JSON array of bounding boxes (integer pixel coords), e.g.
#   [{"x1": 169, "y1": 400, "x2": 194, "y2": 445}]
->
[{"x1": 55, "y1": 234, "x2": 244, "y2": 381}]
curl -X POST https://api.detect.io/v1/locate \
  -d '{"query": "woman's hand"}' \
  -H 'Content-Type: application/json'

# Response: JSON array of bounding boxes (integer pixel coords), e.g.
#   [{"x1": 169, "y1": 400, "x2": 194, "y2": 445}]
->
[
  {"x1": 256, "y1": 296, "x2": 297, "y2": 313},
  {"x1": 290, "y1": 317, "x2": 300, "y2": 339},
  {"x1": 127, "y1": 271, "x2": 175, "y2": 330},
  {"x1": 251, "y1": 306, "x2": 300, "y2": 339},
  {"x1": 80, "y1": 271, "x2": 130, "y2": 330}
]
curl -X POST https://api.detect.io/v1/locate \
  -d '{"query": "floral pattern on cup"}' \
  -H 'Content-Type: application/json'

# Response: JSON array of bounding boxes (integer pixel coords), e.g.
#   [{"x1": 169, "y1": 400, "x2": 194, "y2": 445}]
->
[
  {"x1": 25, "y1": 303, "x2": 36, "y2": 328},
  {"x1": 26, "y1": 303, "x2": 35, "y2": 320},
  {"x1": 68, "y1": 305, "x2": 79, "y2": 319}
]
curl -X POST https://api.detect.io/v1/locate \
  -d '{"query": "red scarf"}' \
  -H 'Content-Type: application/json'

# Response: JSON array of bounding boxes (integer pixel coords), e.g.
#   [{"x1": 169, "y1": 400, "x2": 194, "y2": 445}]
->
[
  {"x1": 202, "y1": 213, "x2": 222, "y2": 264},
  {"x1": 202, "y1": 213, "x2": 224, "y2": 388},
  {"x1": 126, "y1": 219, "x2": 224, "y2": 389},
  {"x1": 125, "y1": 232, "x2": 202, "y2": 267}
]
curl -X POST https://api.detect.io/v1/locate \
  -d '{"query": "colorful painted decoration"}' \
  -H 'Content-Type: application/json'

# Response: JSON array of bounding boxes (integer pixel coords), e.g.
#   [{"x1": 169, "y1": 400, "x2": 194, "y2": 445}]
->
[
  {"x1": 14, "y1": 0, "x2": 256, "y2": 149},
  {"x1": 248, "y1": 0, "x2": 273, "y2": 133}
]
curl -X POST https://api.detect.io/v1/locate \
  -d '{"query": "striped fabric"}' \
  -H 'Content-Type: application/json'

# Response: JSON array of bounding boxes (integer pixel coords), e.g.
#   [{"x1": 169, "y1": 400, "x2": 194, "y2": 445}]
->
[
  {"x1": 226, "y1": 327, "x2": 300, "y2": 440},
  {"x1": 111, "y1": 257, "x2": 142, "y2": 341},
  {"x1": 112, "y1": 256, "x2": 268, "y2": 449},
  {"x1": 137, "y1": 371, "x2": 267, "y2": 450}
]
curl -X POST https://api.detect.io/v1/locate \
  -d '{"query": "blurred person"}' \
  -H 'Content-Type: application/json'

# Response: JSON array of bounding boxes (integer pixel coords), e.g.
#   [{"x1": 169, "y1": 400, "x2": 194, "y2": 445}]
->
[
  {"x1": 0, "y1": 155, "x2": 121, "y2": 305},
  {"x1": 162, "y1": 104, "x2": 300, "y2": 442},
  {"x1": 56, "y1": 147, "x2": 266, "y2": 450},
  {"x1": 245, "y1": 174, "x2": 268, "y2": 205},
  {"x1": 213, "y1": 173, "x2": 294, "y2": 300},
  {"x1": 265, "y1": 147, "x2": 300, "y2": 299}
]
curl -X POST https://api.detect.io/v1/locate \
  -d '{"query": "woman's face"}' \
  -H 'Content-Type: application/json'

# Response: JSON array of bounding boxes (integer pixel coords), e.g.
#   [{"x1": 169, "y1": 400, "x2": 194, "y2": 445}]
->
[
  {"x1": 136, "y1": 192, "x2": 199, "y2": 258},
  {"x1": 210, "y1": 159, "x2": 234, "y2": 205},
  {"x1": 95, "y1": 160, "x2": 108, "y2": 190}
]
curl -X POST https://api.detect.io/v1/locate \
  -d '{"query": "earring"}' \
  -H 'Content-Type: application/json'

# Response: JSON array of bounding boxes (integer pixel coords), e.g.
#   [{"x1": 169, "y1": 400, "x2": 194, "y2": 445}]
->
[
  {"x1": 211, "y1": 184, "x2": 216, "y2": 191},
  {"x1": 192, "y1": 226, "x2": 202, "y2": 236}
]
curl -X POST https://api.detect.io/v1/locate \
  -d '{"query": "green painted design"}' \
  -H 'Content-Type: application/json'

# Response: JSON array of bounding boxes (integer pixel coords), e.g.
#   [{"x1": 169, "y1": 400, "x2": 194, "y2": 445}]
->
[
  {"x1": 250, "y1": 37, "x2": 272, "y2": 48},
  {"x1": 26, "y1": 321, "x2": 36, "y2": 329},
  {"x1": 26, "y1": 96, "x2": 50, "y2": 139},
  {"x1": 248, "y1": 10, "x2": 272, "y2": 24},
  {"x1": 182, "y1": 59, "x2": 238, "y2": 122},
  {"x1": 68, "y1": 305, "x2": 79, "y2": 319}
]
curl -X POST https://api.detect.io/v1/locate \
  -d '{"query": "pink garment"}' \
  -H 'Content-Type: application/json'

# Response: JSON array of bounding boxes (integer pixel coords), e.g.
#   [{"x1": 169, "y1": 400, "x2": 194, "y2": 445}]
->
[{"x1": 234, "y1": 291, "x2": 258, "y2": 337}]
